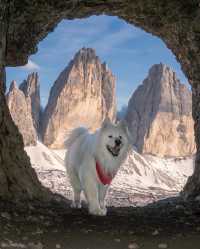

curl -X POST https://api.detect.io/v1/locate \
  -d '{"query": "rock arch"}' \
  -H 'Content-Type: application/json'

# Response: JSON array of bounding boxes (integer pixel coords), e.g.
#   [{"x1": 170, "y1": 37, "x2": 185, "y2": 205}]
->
[{"x1": 0, "y1": 0, "x2": 200, "y2": 200}]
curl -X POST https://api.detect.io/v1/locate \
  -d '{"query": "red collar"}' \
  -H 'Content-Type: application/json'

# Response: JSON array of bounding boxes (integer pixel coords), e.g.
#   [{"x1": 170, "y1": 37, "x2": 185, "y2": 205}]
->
[{"x1": 96, "y1": 160, "x2": 114, "y2": 185}]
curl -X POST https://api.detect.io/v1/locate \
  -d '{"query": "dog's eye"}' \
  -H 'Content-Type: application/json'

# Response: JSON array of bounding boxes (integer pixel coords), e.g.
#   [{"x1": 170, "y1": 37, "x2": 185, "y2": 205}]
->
[
  {"x1": 108, "y1": 135, "x2": 113, "y2": 138},
  {"x1": 119, "y1": 135, "x2": 122, "y2": 139}
]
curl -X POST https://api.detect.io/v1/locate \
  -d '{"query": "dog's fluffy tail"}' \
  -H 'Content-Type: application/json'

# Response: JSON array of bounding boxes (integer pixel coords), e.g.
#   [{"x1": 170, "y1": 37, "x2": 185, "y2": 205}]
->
[{"x1": 64, "y1": 127, "x2": 88, "y2": 149}]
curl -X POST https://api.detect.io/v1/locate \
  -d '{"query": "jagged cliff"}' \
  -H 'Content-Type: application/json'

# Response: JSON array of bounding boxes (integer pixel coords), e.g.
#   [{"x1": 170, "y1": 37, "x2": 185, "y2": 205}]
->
[
  {"x1": 19, "y1": 72, "x2": 41, "y2": 133},
  {"x1": 42, "y1": 48, "x2": 116, "y2": 148},
  {"x1": 126, "y1": 63, "x2": 196, "y2": 157},
  {"x1": 6, "y1": 81, "x2": 37, "y2": 146}
]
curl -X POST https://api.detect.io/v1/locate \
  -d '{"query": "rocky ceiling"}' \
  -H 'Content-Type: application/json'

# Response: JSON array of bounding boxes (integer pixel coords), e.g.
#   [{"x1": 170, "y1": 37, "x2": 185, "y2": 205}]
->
[{"x1": 5, "y1": 0, "x2": 200, "y2": 84}]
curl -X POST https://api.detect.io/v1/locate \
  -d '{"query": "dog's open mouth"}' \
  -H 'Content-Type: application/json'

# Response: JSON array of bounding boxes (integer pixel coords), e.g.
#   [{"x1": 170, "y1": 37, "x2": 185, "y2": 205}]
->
[{"x1": 106, "y1": 145, "x2": 121, "y2": 157}]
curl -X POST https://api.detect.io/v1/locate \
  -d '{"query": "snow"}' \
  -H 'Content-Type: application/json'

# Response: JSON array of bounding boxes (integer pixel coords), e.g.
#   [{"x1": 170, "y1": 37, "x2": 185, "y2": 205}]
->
[
  {"x1": 25, "y1": 142, "x2": 65, "y2": 171},
  {"x1": 25, "y1": 141, "x2": 194, "y2": 207},
  {"x1": 115, "y1": 152, "x2": 194, "y2": 191}
]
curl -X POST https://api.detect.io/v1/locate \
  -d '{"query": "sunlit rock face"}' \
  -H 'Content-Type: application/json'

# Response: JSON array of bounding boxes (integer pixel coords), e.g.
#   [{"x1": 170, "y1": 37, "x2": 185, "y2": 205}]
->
[
  {"x1": 19, "y1": 72, "x2": 41, "y2": 133},
  {"x1": 126, "y1": 63, "x2": 196, "y2": 157},
  {"x1": 6, "y1": 81, "x2": 37, "y2": 146},
  {"x1": 42, "y1": 48, "x2": 116, "y2": 148}
]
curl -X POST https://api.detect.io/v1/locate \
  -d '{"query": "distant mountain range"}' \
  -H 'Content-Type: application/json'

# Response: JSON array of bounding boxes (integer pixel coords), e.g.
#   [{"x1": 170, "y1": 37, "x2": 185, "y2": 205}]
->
[{"x1": 6, "y1": 48, "x2": 195, "y2": 157}]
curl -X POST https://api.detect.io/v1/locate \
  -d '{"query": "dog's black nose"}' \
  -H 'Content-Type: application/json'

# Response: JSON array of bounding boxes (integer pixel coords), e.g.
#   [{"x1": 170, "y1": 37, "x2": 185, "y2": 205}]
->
[{"x1": 115, "y1": 139, "x2": 121, "y2": 146}]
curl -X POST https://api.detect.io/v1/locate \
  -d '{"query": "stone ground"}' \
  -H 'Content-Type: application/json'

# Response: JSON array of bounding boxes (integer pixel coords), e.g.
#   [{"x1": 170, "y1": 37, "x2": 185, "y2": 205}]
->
[{"x1": 0, "y1": 197, "x2": 200, "y2": 249}]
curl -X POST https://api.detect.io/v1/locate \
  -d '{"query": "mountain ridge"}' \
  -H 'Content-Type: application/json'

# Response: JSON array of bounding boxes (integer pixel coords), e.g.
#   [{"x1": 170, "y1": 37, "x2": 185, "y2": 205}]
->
[{"x1": 7, "y1": 52, "x2": 195, "y2": 157}]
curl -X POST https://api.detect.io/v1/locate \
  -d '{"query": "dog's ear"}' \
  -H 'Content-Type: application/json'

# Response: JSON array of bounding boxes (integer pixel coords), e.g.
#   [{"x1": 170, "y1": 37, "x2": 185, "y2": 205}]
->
[{"x1": 102, "y1": 117, "x2": 111, "y2": 129}]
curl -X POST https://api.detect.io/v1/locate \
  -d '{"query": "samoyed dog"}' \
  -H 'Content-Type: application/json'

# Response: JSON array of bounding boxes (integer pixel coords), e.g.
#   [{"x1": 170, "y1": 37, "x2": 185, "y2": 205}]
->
[{"x1": 65, "y1": 118, "x2": 132, "y2": 216}]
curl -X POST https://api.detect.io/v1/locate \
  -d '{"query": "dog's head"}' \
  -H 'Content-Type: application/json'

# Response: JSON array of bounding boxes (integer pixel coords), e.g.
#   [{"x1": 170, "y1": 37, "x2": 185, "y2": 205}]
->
[{"x1": 99, "y1": 117, "x2": 132, "y2": 158}]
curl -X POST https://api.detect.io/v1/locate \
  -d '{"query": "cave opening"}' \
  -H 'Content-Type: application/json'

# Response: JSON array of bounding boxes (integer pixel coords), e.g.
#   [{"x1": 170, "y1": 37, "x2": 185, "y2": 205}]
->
[{"x1": 5, "y1": 15, "x2": 195, "y2": 208}]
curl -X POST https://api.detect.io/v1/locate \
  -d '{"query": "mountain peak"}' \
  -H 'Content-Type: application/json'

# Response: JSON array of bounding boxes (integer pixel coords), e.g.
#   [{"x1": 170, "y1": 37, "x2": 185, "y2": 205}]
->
[
  {"x1": 126, "y1": 64, "x2": 195, "y2": 157},
  {"x1": 73, "y1": 47, "x2": 98, "y2": 65},
  {"x1": 77, "y1": 47, "x2": 96, "y2": 56},
  {"x1": 7, "y1": 80, "x2": 37, "y2": 146},
  {"x1": 148, "y1": 63, "x2": 166, "y2": 75},
  {"x1": 42, "y1": 48, "x2": 116, "y2": 148},
  {"x1": 19, "y1": 72, "x2": 39, "y2": 96},
  {"x1": 9, "y1": 80, "x2": 18, "y2": 92},
  {"x1": 19, "y1": 72, "x2": 41, "y2": 132}
]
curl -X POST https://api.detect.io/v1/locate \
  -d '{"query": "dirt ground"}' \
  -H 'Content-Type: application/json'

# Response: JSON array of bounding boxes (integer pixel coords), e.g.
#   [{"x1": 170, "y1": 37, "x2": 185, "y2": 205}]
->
[{"x1": 0, "y1": 197, "x2": 200, "y2": 249}]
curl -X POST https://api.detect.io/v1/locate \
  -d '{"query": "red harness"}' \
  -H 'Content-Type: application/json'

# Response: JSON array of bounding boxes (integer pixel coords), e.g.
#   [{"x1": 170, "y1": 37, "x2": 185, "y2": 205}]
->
[{"x1": 96, "y1": 160, "x2": 114, "y2": 185}]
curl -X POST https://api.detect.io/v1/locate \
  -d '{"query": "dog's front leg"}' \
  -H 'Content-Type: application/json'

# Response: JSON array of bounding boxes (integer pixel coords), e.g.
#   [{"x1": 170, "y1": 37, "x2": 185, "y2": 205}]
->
[
  {"x1": 82, "y1": 177, "x2": 107, "y2": 216},
  {"x1": 98, "y1": 185, "x2": 108, "y2": 213}
]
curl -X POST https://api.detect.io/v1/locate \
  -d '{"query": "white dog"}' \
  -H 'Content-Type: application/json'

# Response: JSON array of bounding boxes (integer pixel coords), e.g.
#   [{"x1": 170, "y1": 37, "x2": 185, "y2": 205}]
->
[{"x1": 65, "y1": 118, "x2": 132, "y2": 216}]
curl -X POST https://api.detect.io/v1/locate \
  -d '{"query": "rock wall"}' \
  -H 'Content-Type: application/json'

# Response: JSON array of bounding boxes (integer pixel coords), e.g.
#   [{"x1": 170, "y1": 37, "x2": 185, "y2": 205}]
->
[
  {"x1": 42, "y1": 48, "x2": 116, "y2": 148},
  {"x1": 126, "y1": 64, "x2": 196, "y2": 157},
  {"x1": 0, "y1": 37, "x2": 47, "y2": 201},
  {"x1": 0, "y1": 83, "x2": 47, "y2": 200},
  {"x1": 183, "y1": 83, "x2": 200, "y2": 199}
]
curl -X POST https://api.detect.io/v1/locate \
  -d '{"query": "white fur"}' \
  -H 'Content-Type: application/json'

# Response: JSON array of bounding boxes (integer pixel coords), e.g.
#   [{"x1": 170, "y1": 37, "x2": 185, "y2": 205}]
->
[{"x1": 65, "y1": 119, "x2": 132, "y2": 216}]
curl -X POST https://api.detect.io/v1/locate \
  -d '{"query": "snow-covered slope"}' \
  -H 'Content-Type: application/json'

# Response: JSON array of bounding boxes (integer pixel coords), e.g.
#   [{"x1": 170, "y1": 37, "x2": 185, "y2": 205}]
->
[
  {"x1": 25, "y1": 141, "x2": 65, "y2": 171},
  {"x1": 25, "y1": 142, "x2": 194, "y2": 207},
  {"x1": 118, "y1": 152, "x2": 193, "y2": 191}
]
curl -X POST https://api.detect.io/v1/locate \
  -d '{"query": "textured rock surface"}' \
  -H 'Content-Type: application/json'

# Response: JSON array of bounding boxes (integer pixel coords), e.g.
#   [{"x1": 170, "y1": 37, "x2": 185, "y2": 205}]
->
[
  {"x1": 0, "y1": 88, "x2": 48, "y2": 200},
  {"x1": 183, "y1": 84, "x2": 200, "y2": 199},
  {"x1": 19, "y1": 72, "x2": 41, "y2": 133},
  {"x1": 0, "y1": 63, "x2": 48, "y2": 200},
  {"x1": 6, "y1": 81, "x2": 37, "y2": 146},
  {"x1": 126, "y1": 64, "x2": 195, "y2": 157},
  {"x1": 42, "y1": 48, "x2": 116, "y2": 148}
]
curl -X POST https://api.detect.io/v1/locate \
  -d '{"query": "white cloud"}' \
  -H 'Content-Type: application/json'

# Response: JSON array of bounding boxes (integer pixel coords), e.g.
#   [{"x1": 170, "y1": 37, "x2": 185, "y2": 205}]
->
[
  {"x1": 38, "y1": 16, "x2": 144, "y2": 61},
  {"x1": 20, "y1": 60, "x2": 40, "y2": 71},
  {"x1": 92, "y1": 26, "x2": 144, "y2": 56}
]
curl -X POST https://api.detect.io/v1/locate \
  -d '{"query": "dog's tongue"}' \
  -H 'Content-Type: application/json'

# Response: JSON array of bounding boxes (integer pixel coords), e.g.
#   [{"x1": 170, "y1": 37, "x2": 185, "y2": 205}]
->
[{"x1": 114, "y1": 145, "x2": 120, "y2": 153}]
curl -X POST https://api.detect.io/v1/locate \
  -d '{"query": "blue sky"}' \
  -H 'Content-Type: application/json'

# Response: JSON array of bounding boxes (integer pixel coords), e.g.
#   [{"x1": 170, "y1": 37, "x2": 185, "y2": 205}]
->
[{"x1": 6, "y1": 15, "x2": 188, "y2": 110}]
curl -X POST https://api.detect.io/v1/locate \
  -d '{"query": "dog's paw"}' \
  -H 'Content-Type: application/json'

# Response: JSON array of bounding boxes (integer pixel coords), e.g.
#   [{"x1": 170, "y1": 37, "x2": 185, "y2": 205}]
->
[
  {"x1": 101, "y1": 206, "x2": 107, "y2": 214},
  {"x1": 71, "y1": 201, "x2": 82, "y2": 209},
  {"x1": 100, "y1": 207, "x2": 107, "y2": 216},
  {"x1": 89, "y1": 207, "x2": 107, "y2": 216},
  {"x1": 100, "y1": 202, "x2": 107, "y2": 213}
]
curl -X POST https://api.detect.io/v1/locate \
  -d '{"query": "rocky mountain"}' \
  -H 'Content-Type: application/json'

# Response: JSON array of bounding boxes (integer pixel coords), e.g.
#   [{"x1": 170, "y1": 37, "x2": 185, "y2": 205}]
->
[
  {"x1": 6, "y1": 81, "x2": 37, "y2": 146},
  {"x1": 19, "y1": 72, "x2": 41, "y2": 133},
  {"x1": 42, "y1": 48, "x2": 116, "y2": 148},
  {"x1": 125, "y1": 63, "x2": 196, "y2": 157}
]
